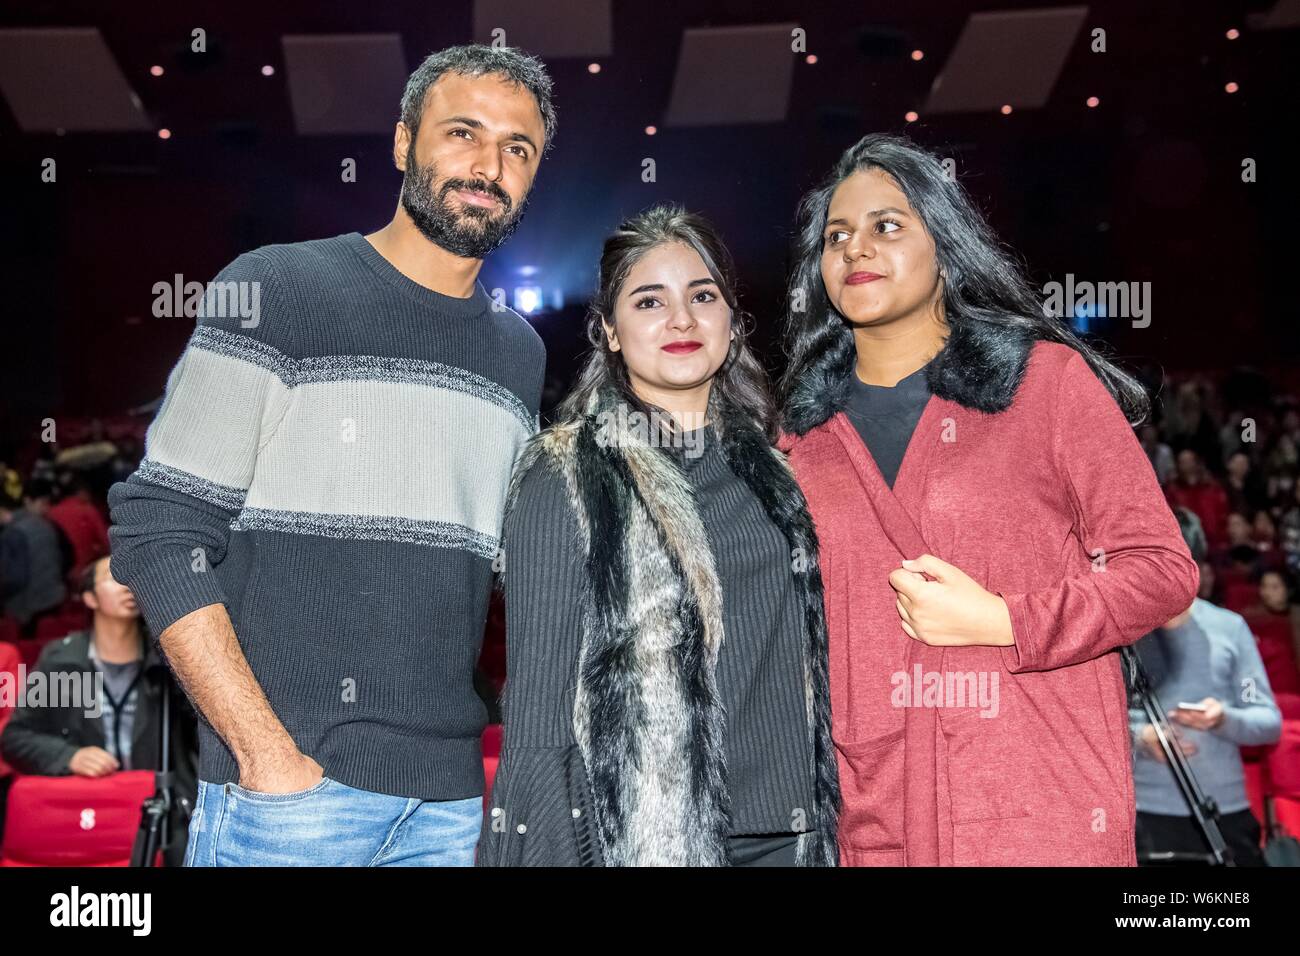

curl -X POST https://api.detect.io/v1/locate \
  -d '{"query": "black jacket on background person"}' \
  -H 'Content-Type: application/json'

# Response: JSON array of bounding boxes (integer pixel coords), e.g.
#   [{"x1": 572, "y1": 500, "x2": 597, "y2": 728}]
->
[{"x1": 0, "y1": 630, "x2": 199, "y2": 865}]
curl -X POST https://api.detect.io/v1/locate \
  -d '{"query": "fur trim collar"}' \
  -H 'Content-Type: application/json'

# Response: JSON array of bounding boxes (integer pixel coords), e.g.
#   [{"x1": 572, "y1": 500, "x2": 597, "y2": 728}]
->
[
  {"x1": 504, "y1": 384, "x2": 840, "y2": 866},
  {"x1": 782, "y1": 318, "x2": 1035, "y2": 435}
]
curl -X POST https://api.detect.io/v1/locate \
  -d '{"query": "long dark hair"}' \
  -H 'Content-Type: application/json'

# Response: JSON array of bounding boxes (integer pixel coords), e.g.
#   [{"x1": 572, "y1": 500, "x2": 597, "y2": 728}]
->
[
  {"x1": 560, "y1": 203, "x2": 777, "y2": 441},
  {"x1": 778, "y1": 133, "x2": 1150, "y2": 424}
]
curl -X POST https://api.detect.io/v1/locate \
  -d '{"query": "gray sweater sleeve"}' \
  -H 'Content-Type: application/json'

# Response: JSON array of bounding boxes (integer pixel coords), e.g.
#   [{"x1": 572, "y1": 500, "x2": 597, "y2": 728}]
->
[
  {"x1": 107, "y1": 251, "x2": 292, "y2": 637},
  {"x1": 476, "y1": 458, "x2": 603, "y2": 866},
  {"x1": 1215, "y1": 615, "x2": 1282, "y2": 747}
]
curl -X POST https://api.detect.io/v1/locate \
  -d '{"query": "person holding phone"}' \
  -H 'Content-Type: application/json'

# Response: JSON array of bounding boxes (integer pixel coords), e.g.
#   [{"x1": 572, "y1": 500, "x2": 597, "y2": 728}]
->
[{"x1": 1129, "y1": 509, "x2": 1281, "y2": 865}]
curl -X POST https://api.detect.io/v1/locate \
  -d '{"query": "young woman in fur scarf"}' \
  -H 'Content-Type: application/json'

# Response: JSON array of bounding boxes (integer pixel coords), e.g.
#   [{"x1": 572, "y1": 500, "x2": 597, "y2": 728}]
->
[
  {"x1": 777, "y1": 134, "x2": 1199, "y2": 866},
  {"x1": 476, "y1": 204, "x2": 840, "y2": 866}
]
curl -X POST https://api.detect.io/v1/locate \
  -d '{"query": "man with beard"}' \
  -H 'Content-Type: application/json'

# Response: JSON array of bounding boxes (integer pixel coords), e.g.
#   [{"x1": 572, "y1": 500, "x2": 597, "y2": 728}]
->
[{"x1": 107, "y1": 45, "x2": 554, "y2": 866}]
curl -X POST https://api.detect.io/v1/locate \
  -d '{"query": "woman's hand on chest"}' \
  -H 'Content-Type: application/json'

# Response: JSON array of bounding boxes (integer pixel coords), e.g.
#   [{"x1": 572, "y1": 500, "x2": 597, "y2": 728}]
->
[{"x1": 889, "y1": 553, "x2": 1015, "y2": 648}]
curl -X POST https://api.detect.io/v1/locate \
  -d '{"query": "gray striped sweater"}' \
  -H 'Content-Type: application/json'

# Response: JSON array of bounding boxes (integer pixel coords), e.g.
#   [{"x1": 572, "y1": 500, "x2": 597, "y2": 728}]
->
[{"x1": 108, "y1": 232, "x2": 545, "y2": 800}]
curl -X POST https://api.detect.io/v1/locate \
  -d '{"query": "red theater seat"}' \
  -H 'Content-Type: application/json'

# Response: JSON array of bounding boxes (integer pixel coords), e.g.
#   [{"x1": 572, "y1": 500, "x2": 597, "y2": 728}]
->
[
  {"x1": 0, "y1": 642, "x2": 19, "y2": 779},
  {"x1": 32, "y1": 609, "x2": 89, "y2": 644},
  {"x1": 33, "y1": 616, "x2": 71, "y2": 643},
  {"x1": 1275, "y1": 692, "x2": 1300, "y2": 723},
  {"x1": 1219, "y1": 571, "x2": 1257, "y2": 613},
  {"x1": 1273, "y1": 796, "x2": 1300, "y2": 839},
  {"x1": 482, "y1": 724, "x2": 502, "y2": 810},
  {"x1": 14, "y1": 639, "x2": 44, "y2": 670},
  {"x1": 1268, "y1": 720, "x2": 1300, "y2": 800},
  {"x1": 1243, "y1": 715, "x2": 1300, "y2": 850},
  {"x1": 482, "y1": 723, "x2": 503, "y2": 759},
  {"x1": 1244, "y1": 613, "x2": 1300, "y2": 697},
  {"x1": 0, "y1": 771, "x2": 156, "y2": 867}
]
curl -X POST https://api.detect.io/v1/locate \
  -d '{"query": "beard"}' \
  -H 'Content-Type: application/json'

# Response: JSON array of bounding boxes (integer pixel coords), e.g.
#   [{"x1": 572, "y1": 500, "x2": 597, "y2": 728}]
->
[{"x1": 399, "y1": 148, "x2": 529, "y2": 259}]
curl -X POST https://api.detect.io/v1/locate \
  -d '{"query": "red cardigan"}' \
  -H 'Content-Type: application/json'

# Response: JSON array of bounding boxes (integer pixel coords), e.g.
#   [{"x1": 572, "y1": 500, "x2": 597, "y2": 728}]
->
[{"x1": 782, "y1": 342, "x2": 1199, "y2": 865}]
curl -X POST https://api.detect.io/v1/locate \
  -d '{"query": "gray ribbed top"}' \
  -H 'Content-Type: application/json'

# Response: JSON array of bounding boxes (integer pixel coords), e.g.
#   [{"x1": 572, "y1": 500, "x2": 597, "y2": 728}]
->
[{"x1": 672, "y1": 423, "x2": 817, "y2": 833}]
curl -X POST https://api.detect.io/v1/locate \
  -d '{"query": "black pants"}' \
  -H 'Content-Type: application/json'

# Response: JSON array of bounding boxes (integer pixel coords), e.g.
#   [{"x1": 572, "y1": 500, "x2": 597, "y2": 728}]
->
[
  {"x1": 1136, "y1": 809, "x2": 1266, "y2": 866},
  {"x1": 728, "y1": 833, "x2": 799, "y2": 867}
]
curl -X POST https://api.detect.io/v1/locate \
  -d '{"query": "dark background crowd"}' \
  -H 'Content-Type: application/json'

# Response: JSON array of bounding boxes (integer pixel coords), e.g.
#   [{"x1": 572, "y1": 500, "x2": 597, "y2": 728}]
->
[{"x1": 1, "y1": 0, "x2": 1297, "y2": 866}]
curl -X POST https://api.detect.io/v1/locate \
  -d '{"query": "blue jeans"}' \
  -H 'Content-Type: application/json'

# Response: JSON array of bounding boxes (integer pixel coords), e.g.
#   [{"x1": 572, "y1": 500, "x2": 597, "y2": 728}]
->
[{"x1": 184, "y1": 776, "x2": 481, "y2": 866}]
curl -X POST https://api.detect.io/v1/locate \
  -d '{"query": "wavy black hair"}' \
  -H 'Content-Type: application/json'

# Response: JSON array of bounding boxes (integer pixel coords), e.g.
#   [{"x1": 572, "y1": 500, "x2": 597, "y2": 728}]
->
[
  {"x1": 560, "y1": 203, "x2": 777, "y2": 442},
  {"x1": 778, "y1": 133, "x2": 1150, "y2": 424}
]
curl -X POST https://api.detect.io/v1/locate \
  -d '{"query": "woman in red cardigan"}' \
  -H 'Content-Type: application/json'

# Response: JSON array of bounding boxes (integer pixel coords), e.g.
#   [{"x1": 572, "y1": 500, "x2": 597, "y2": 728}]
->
[{"x1": 777, "y1": 134, "x2": 1199, "y2": 866}]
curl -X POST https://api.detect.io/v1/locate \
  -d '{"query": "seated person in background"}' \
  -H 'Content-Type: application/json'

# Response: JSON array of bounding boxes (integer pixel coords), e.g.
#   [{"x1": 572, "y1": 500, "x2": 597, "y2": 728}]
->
[
  {"x1": 47, "y1": 471, "x2": 110, "y2": 579},
  {"x1": 1166, "y1": 448, "x2": 1230, "y2": 550},
  {"x1": 0, "y1": 556, "x2": 197, "y2": 865},
  {"x1": 1242, "y1": 568, "x2": 1300, "y2": 698},
  {"x1": 1129, "y1": 508, "x2": 1282, "y2": 866},
  {"x1": 1279, "y1": 479, "x2": 1300, "y2": 573},
  {"x1": 1217, "y1": 543, "x2": 1269, "y2": 612},
  {"x1": 0, "y1": 478, "x2": 69, "y2": 635},
  {"x1": 1140, "y1": 423, "x2": 1176, "y2": 486},
  {"x1": 1246, "y1": 510, "x2": 1288, "y2": 573},
  {"x1": 1224, "y1": 450, "x2": 1268, "y2": 517},
  {"x1": 1196, "y1": 559, "x2": 1219, "y2": 604},
  {"x1": 1224, "y1": 511, "x2": 1253, "y2": 550}
]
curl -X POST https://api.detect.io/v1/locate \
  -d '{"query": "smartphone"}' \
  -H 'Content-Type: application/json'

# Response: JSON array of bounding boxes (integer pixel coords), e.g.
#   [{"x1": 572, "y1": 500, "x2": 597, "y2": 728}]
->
[{"x1": 1176, "y1": 701, "x2": 1208, "y2": 712}]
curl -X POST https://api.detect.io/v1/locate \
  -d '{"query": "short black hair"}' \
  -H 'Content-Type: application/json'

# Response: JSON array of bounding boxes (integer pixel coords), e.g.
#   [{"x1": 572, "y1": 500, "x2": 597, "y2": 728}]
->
[
  {"x1": 1228, "y1": 544, "x2": 1259, "y2": 565},
  {"x1": 1257, "y1": 567, "x2": 1295, "y2": 589},
  {"x1": 399, "y1": 44, "x2": 556, "y2": 155},
  {"x1": 23, "y1": 476, "x2": 55, "y2": 502},
  {"x1": 79, "y1": 556, "x2": 108, "y2": 597}
]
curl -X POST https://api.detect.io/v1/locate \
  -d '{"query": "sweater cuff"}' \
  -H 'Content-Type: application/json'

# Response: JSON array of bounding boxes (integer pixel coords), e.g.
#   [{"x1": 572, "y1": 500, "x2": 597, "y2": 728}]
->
[
  {"x1": 997, "y1": 590, "x2": 1034, "y2": 673},
  {"x1": 54, "y1": 741, "x2": 80, "y2": 775},
  {"x1": 120, "y1": 542, "x2": 229, "y2": 637},
  {"x1": 1213, "y1": 706, "x2": 1262, "y2": 746}
]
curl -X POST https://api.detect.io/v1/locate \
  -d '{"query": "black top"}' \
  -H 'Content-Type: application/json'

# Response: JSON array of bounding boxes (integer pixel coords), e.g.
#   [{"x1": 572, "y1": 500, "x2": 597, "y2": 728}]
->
[
  {"x1": 668, "y1": 424, "x2": 817, "y2": 834},
  {"x1": 478, "y1": 422, "x2": 816, "y2": 864},
  {"x1": 843, "y1": 361, "x2": 932, "y2": 488}
]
